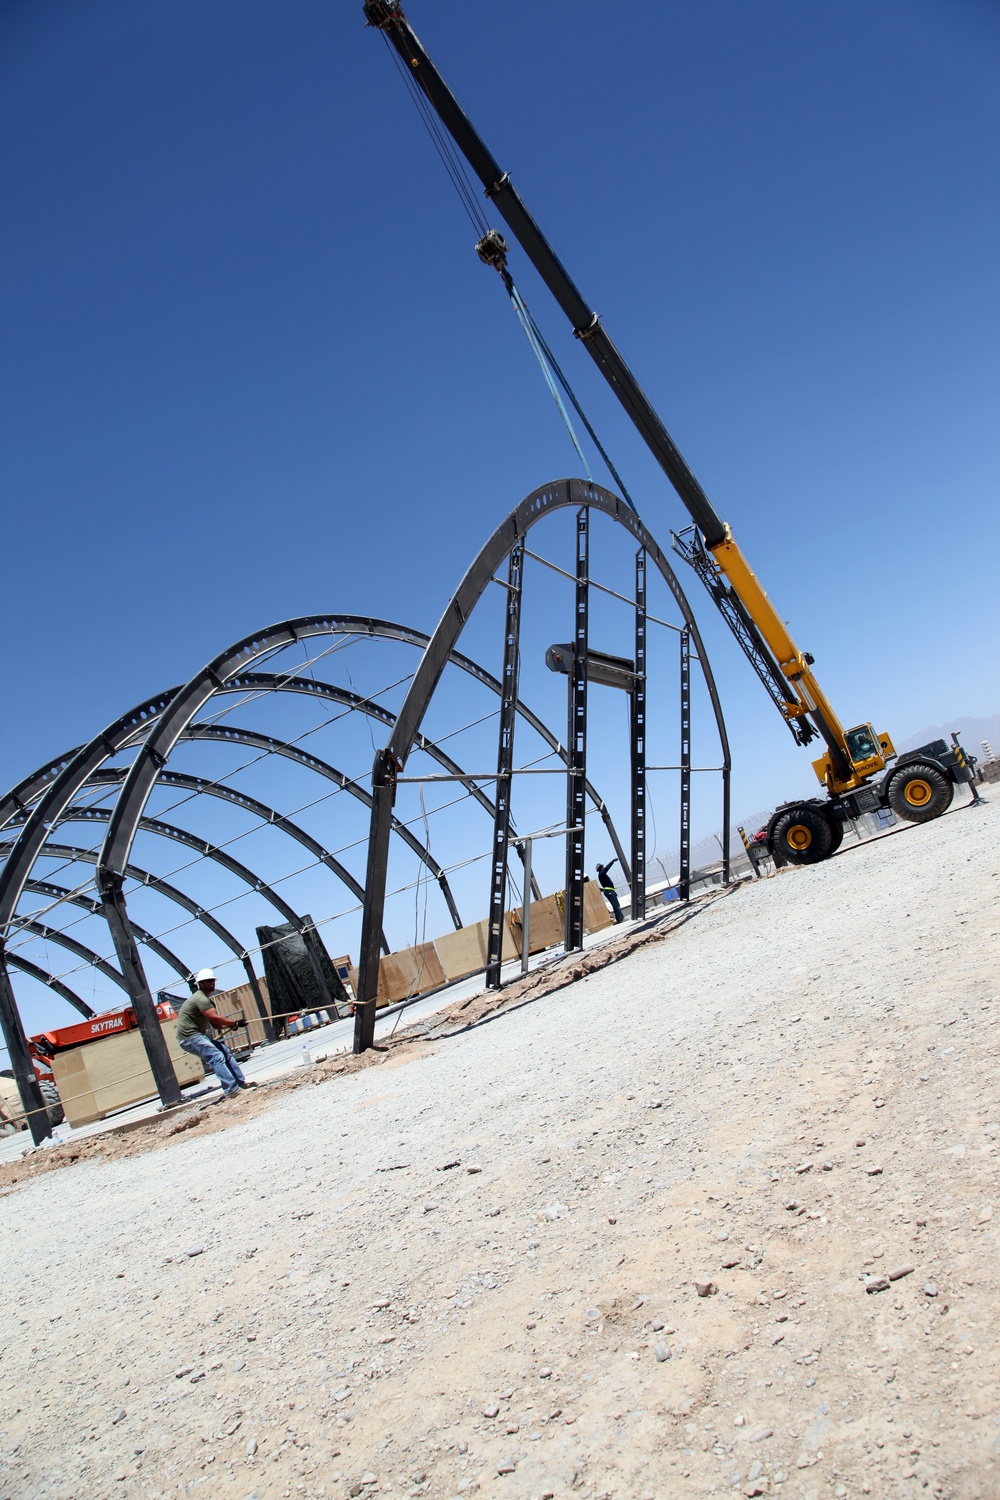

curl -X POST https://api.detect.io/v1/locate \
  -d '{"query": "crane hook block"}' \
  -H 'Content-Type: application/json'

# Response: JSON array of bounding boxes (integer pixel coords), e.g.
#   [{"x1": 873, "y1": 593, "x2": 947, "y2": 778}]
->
[{"x1": 476, "y1": 229, "x2": 509, "y2": 270}]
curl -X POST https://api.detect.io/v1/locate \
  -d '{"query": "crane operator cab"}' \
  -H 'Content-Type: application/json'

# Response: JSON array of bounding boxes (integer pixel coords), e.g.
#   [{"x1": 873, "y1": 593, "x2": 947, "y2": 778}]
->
[{"x1": 844, "y1": 723, "x2": 890, "y2": 774}]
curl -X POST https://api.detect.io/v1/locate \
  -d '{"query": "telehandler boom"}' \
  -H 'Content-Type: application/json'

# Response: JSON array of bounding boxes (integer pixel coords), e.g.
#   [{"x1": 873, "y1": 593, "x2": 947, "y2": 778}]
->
[{"x1": 364, "y1": 2, "x2": 977, "y2": 863}]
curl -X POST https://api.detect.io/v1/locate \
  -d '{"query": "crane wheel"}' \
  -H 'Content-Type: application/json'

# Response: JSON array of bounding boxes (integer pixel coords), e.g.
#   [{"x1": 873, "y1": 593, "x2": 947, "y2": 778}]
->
[
  {"x1": 770, "y1": 805, "x2": 835, "y2": 866},
  {"x1": 827, "y1": 816, "x2": 844, "y2": 854},
  {"x1": 887, "y1": 761, "x2": 953, "y2": 823}
]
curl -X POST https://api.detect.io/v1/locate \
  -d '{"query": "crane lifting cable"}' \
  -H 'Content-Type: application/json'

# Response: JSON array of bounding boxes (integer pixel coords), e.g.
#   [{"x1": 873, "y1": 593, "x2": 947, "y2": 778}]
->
[{"x1": 381, "y1": 30, "x2": 637, "y2": 511}]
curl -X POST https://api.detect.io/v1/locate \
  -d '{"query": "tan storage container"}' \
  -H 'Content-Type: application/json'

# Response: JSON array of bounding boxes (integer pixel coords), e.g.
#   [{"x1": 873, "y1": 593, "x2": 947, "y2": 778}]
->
[
  {"x1": 213, "y1": 977, "x2": 272, "y2": 1047},
  {"x1": 51, "y1": 1021, "x2": 205, "y2": 1128}
]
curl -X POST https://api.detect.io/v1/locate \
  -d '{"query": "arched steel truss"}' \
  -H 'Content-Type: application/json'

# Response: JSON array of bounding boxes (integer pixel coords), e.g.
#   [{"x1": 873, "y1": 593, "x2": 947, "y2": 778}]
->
[
  {"x1": 0, "y1": 487, "x2": 730, "y2": 1135},
  {"x1": 353, "y1": 479, "x2": 732, "y2": 1050},
  {"x1": 6, "y1": 842, "x2": 264, "y2": 1004}
]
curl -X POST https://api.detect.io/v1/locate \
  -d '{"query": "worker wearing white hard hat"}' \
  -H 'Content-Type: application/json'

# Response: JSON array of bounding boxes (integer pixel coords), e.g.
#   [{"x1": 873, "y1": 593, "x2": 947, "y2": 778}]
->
[{"x1": 174, "y1": 968, "x2": 257, "y2": 1098}]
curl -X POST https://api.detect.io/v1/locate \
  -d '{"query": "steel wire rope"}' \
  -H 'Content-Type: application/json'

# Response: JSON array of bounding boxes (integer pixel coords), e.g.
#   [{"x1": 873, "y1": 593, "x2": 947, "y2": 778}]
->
[
  {"x1": 5, "y1": 663, "x2": 421, "y2": 932},
  {"x1": 3, "y1": 710, "x2": 526, "y2": 973},
  {"x1": 12, "y1": 744, "x2": 564, "y2": 987},
  {"x1": 382, "y1": 34, "x2": 490, "y2": 239}
]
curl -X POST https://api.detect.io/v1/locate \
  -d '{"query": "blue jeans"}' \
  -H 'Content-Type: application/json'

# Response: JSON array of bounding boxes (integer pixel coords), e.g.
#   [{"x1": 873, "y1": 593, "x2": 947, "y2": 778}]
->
[{"x1": 179, "y1": 1033, "x2": 246, "y2": 1096}]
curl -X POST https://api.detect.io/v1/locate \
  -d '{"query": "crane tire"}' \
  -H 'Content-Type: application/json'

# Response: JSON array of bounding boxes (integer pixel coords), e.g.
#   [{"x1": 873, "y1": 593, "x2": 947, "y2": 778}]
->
[
  {"x1": 887, "y1": 761, "x2": 953, "y2": 823},
  {"x1": 38, "y1": 1079, "x2": 64, "y2": 1128},
  {"x1": 827, "y1": 816, "x2": 844, "y2": 854},
  {"x1": 770, "y1": 805, "x2": 835, "y2": 866}
]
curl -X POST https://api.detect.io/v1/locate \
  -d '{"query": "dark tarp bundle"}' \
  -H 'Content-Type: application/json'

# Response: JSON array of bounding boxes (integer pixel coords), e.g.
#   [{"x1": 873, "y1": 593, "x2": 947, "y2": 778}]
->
[{"x1": 255, "y1": 918, "x2": 349, "y2": 1036}]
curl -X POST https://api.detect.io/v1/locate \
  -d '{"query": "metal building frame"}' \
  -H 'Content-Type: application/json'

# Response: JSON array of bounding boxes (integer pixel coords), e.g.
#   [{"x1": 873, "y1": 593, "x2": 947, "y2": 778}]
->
[
  {"x1": 353, "y1": 479, "x2": 731, "y2": 1054},
  {"x1": 0, "y1": 606, "x2": 635, "y2": 1140}
]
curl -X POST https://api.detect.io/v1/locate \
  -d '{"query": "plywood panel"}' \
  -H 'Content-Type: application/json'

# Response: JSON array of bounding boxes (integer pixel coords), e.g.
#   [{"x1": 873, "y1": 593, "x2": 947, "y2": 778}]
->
[
  {"x1": 434, "y1": 916, "x2": 518, "y2": 980},
  {"x1": 378, "y1": 943, "x2": 447, "y2": 1002},
  {"x1": 509, "y1": 893, "x2": 564, "y2": 955},
  {"x1": 583, "y1": 877, "x2": 614, "y2": 933},
  {"x1": 52, "y1": 1022, "x2": 204, "y2": 1128}
]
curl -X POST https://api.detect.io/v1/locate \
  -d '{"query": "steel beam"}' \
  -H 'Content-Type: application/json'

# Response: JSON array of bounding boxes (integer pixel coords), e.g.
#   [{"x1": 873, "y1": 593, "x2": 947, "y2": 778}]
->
[
  {"x1": 97, "y1": 870, "x2": 181, "y2": 1108},
  {"x1": 680, "y1": 628, "x2": 691, "y2": 902},
  {"x1": 485, "y1": 543, "x2": 523, "y2": 988},
  {"x1": 631, "y1": 548, "x2": 647, "y2": 923},
  {"x1": 564, "y1": 509, "x2": 589, "y2": 953}
]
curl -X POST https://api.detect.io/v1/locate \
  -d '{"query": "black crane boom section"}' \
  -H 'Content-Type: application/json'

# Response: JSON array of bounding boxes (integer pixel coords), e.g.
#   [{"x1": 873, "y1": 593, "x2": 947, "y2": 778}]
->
[{"x1": 363, "y1": 1, "x2": 728, "y2": 549}]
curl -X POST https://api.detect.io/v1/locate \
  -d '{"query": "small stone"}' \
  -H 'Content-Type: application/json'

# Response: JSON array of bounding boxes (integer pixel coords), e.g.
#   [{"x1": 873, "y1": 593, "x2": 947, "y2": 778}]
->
[
  {"x1": 785, "y1": 1201, "x2": 799, "y2": 1212},
  {"x1": 585, "y1": 1307, "x2": 601, "y2": 1323},
  {"x1": 112, "y1": 1408, "x2": 127, "y2": 1424},
  {"x1": 505, "y1": 1422, "x2": 519, "y2": 1434},
  {"x1": 978, "y1": 1207, "x2": 993, "y2": 1224},
  {"x1": 855, "y1": 1138, "x2": 866, "y2": 1147},
  {"x1": 466, "y1": 1165, "x2": 483, "y2": 1174},
  {"x1": 866, "y1": 1165, "x2": 883, "y2": 1176},
  {"x1": 544, "y1": 1203, "x2": 567, "y2": 1221},
  {"x1": 716, "y1": 1230, "x2": 730, "y2": 1242},
  {"x1": 185, "y1": 1246, "x2": 206, "y2": 1258},
  {"x1": 695, "y1": 1280, "x2": 717, "y2": 1298},
  {"x1": 173, "y1": 1365, "x2": 194, "y2": 1379},
  {"x1": 874, "y1": 1099, "x2": 886, "y2": 1109},
  {"x1": 423, "y1": 1202, "x2": 438, "y2": 1214},
  {"x1": 821, "y1": 1162, "x2": 834, "y2": 1172},
  {"x1": 497, "y1": 1459, "x2": 516, "y2": 1475},
  {"x1": 751, "y1": 1427, "x2": 773, "y2": 1441},
  {"x1": 361, "y1": 1474, "x2": 378, "y2": 1487},
  {"x1": 654, "y1": 1341, "x2": 671, "y2": 1362},
  {"x1": 608, "y1": 1216, "x2": 617, "y2": 1225},
  {"x1": 721, "y1": 1256, "x2": 741, "y2": 1269},
  {"x1": 651, "y1": 1319, "x2": 664, "y2": 1331},
  {"x1": 795, "y1": 1162, "x2": 812, "y2": 1175},
  {"x1": 483, "y1": 1404, "x2": 500, "y2": 1419},
  {"x1": 246, "y1": 1438, "x2": 258, "y2": 1457},
  {"x1": 865, "y1": 1276, "x2": 891, "y2": 1294},
  {"x1": 648, "y1": 1099, "x2": 663, "y2": 1109},
  {"x1": 487, "y1": 1206, "x2": 502, "y2": 1217},
  {"x1": 923, "y1": 1282, "x2": 938, "y2": 1298},
  {"x1": 733, "y1": 1414, "x2": 745, "y2": 1427},
  {"x1": 539, "y1": 1367, "x2": 553, "y2": 1378},
  {"x1": 888, "y1": 1263, "x2": 914, "y2": 1281}
]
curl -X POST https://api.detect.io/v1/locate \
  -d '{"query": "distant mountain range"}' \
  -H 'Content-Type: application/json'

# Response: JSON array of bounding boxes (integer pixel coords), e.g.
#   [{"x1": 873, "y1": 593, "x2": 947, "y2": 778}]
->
[{"x1": 899, "y1": 713, "x2": 1000, "y2": 758}]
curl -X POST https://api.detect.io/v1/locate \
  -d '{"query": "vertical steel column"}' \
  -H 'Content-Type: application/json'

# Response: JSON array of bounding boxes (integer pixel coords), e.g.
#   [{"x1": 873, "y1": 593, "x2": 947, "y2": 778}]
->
[
  {"x1": 97, "y1": 871, "x2": 182, "y2": 1107},
  {"x1": 564, "y1": 508, "x2": 589, "y2": 952},
  {"x1": 486, "y1": 543, "x2": 524, "y2": 989},
  {"x1": 679, "y1": 628, "x2": 691, "y2": 902},
  {"x1": 722, "y1": 761, "x2": 732, "y2": 886},
  {"x1": 630, "y1": 547, "x2": 647, "y2": 923},
  {"x1": 354, "y1": 748, "x2": 398, "y2": 1053},
  {"x1": 520, "y1": 837, "x2": 532, "y2": 976},
  {"x1": 0, "y1": 945, "x2": 52, "y2": 1145}
]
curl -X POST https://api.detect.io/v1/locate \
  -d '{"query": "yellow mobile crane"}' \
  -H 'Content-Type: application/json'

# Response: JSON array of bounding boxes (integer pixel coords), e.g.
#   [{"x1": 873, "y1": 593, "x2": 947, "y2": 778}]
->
[{"x1": 364, "y1": 2, "x2": 978, "y2": 865}]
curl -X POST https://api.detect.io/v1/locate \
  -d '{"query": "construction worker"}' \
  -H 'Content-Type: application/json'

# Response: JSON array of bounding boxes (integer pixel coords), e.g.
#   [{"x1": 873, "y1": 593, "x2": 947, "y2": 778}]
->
[
  {"x1": 175, "y1": 969, "x2": 256, "y2": 1099},
  {"x1": 596, "y1": 857, "x2": 624, "y2": 923}
]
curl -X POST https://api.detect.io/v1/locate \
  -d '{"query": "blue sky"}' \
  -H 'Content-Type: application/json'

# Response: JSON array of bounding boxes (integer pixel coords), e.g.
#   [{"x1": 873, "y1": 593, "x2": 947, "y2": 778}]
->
[{"x1": 2, "y1": 0, "x2": 999, "y2": 1037}]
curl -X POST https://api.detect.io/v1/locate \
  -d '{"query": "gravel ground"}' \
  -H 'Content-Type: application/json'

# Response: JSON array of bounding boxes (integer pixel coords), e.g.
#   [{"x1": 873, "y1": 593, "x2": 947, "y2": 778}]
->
[{"x1": 1, "y1": 792, "x2": 997, "y2": 1500}]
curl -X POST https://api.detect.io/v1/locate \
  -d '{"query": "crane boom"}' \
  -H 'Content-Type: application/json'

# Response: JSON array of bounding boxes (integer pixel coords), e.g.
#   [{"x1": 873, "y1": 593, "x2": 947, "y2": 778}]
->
[{"x1": 362, "y1": 0, "x2": 894, "y2": 794}]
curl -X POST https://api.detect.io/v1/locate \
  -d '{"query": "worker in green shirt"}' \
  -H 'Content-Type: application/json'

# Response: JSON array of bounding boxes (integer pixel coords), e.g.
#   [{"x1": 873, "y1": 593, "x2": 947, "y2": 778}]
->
[{"x1": 175, "y1": 969, "x2": 256, "y2": 1098}]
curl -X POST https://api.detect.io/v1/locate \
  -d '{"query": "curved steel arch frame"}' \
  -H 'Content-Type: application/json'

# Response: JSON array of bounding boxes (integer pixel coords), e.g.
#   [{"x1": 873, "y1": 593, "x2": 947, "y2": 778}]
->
[
  {"x1": 12, "y1": 843, "x2": 266, "y2": 1013},
  {"x1": 5, "y1": 954, "x2": 93, "y2": 1020},
  {"x1": 354, "y1": 478, "x2": 733, "y2": 1050},
  {"x1": 0, "y1": 605, "x2": 637, "y2": 1135}
]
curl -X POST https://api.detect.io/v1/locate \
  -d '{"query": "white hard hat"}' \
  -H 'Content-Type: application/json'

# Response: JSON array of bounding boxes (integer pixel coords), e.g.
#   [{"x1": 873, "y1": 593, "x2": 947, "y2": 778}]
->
[{"x1": 194, "y1": 968, "x2": 216, "y2": 984}]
